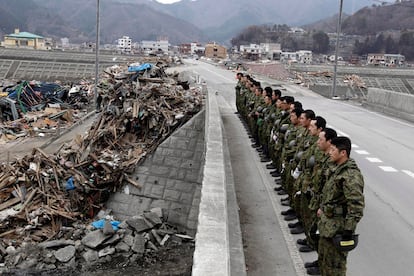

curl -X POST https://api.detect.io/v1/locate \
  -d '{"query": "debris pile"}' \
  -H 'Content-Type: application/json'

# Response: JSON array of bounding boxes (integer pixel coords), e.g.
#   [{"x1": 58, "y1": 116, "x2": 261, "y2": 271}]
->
[
  {"x1": 245, "y1": 62, "x2": 292, "y2": 81},
  {"x1": 0, "y1": 80, "x2": 92, "y2": 142},
  {"x1": 343, "y1": 74, "x2": 367, "y2": 89},
  {"x1": 1, "y1": 208, "x2": 194, "y2": 272},
  {"x1": 0, "y1": 61, "x2": 203, "y2": 270},
  {"x1": 292, "y1": 71, "x2": 333, "y2": 86}
]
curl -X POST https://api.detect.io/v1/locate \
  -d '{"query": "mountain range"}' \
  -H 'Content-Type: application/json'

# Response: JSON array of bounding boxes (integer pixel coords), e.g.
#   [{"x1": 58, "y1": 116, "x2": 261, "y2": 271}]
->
[{"x1": 0, "y1": 0, "x2": 402, "y2": 45}]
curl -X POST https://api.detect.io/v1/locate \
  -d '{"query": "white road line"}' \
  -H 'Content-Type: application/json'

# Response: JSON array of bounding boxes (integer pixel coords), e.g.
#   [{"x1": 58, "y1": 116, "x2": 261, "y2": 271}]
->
[
  {"x1": 379, "y1": 166, "x2": 398, "y2": 172},
  {"x1": 352, "y1": 144, "x2": 359, "y2": 148},
  {"x1": 334, "y1": 129, "x2": 349, "y2": 137},
  {"x1": 355, "y1": 150, "x2": 370, "y2": 155},
  {"x1": 402, "y1": 170, "x2": 414, "y2": 178},
  {"x1": 366, "y1": 157, "x2": 383, "y2": 163}
]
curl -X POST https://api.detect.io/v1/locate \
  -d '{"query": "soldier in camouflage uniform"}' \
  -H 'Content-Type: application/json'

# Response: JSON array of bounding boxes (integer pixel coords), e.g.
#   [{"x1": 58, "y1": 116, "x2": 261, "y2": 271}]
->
[
  {"x1": 304, "y1": 127, "x2": 337, "y2": 275},
  {"x1": 295, "y1": 116, "x2": 326, "y2": 251},
  {"x1": 317, "y1": 136, "x2": 365, "y2": 276},
  {"x1": 277, "y1": 108, "x2": 303, "y2": 194},
  {"x1": 258, "y1": 87, "x2": 276, "y2": 162},
  {"x1": 282, "y1": 109, "x2": 315, "y2": 225},
  {"x1": 235, "y1": 72, "x2": 244, "y2": 114},
  {"x1": 270, "y1": 96, "x2": 294, "y2": 177},
  {"x1": 238, "y1": 74, "x2": 251, "y2": 120},
  {"x1": 267, "y1": 95, "x2": 283, "y2": 169}
]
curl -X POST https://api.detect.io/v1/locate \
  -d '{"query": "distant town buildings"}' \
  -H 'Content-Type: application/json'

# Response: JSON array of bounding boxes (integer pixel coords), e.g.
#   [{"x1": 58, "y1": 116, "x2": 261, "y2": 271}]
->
[
  {"x1": 367, "y1": 53, "x2": 405, "y2": 67},
  {"x1": 238, "y1": 43, "x2": 314, "y2": 64},
  {"x1": 178, "y1": 42, "x2": 205, "y2": 56},
  {"x1": 3, "y1": 29, "x2": 46, "y2": 50}
]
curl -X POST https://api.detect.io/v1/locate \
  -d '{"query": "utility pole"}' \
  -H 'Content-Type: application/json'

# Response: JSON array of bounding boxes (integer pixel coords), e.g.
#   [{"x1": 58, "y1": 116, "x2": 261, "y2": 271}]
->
[
  {"x1": 94, "y1": 0, "x2": 100, "y2": 110},
  {"x1": 332, "y1": 0, "x2": 344, "y2": 98}
]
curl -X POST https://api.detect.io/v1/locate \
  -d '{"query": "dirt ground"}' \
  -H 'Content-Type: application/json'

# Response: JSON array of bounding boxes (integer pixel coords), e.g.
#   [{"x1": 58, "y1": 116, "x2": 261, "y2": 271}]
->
[{"x1": 2, "y1": 242, "x2": 194, "y2": 276}]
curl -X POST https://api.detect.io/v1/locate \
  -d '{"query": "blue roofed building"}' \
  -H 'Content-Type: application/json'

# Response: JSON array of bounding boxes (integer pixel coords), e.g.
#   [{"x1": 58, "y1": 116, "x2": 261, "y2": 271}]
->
[{"x1": 3, "y1": 28, "x2": 46, "y2": 50}]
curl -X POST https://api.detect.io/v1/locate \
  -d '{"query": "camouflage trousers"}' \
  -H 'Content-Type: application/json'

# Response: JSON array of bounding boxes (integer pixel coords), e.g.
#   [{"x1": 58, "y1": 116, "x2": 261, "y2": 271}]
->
[
  {"x1": 300, "y1": 194, "x2": 313, "y2": 244},
  {"x1": 319, "y1": 237, "x2": 348, "y2": 276}
]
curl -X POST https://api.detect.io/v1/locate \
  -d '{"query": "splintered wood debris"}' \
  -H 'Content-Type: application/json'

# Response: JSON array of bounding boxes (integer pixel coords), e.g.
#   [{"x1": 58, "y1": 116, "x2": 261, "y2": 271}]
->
[{"x1": 0, "y1": 62, "x2": 203, "y2": 244}]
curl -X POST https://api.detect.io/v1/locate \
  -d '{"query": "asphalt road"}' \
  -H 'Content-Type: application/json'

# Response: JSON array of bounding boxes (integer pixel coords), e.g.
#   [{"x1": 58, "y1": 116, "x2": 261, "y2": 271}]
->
[{"x1": 185, "y1": 59, "x2": 414, "y2": 276}]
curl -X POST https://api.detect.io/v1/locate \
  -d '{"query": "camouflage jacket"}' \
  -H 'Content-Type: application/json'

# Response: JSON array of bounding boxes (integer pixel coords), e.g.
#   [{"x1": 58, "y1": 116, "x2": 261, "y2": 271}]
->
[
  {"x1": 318, "y1": 158, "x2": 365, "y2": 238},
  {"x1": 308, "y1": 153, "x2": 334, "y2": 211}
]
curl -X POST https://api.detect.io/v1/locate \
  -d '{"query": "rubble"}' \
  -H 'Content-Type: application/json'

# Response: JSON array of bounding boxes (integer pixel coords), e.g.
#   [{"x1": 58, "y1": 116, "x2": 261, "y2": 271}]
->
[
  {"x1": 0, "y1": 60, "x2": 202, "y2": 272},
  {"x1": 343, "y1": 74, "x2": 367, "y2": 89},
  {"x1": 0, "y1": 209, "x2": 194, "y2": 274},
  {"x1": 0, "y1": 80, "x2": 92, "y2": 142}
]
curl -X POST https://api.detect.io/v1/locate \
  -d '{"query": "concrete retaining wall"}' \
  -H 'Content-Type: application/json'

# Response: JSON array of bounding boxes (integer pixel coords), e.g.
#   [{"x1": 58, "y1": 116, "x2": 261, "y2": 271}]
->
[
  {"x1": 107, "y1": 80, "x2": 243, "y2": 275},
  {"x1": 106, "y1": 110, "x2": 205, "y2": 234},
  {"x1": 364, "y1": 88, "x2": 414, "y2": 123},
  {"x1": 309, "y1": 84, "x2": 366, "y2": 99}
]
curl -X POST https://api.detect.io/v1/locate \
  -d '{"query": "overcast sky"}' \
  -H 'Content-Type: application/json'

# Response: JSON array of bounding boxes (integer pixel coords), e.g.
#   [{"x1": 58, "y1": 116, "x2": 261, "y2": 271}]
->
[{"x1": 156, "y1": 0, "x2": 181, "y2": 3}]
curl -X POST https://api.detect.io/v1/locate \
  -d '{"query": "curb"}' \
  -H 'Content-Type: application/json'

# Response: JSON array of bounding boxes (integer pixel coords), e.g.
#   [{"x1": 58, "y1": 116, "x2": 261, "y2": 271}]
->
[{"x1": 192, "y1": 87, "x2": 230, "y2": 275}]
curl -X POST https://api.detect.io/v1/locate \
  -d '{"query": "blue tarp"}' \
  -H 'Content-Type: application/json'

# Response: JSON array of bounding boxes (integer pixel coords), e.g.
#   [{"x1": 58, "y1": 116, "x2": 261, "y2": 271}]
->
[
  {"x1": 91, "y1": 219, "x2": 121, "y2": 231},
  {"x1": 128, "y1": 63, "x2": 152, "y2": 72}
]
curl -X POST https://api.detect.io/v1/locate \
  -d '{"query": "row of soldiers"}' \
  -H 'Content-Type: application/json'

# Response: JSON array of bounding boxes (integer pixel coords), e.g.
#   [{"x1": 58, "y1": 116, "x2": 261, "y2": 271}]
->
[{"x1": 235, "y1": 72, "x2": 365, "y2": 276}]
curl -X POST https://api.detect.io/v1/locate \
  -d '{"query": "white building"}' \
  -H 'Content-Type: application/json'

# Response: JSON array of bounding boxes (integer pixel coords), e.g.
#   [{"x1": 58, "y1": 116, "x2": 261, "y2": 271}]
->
[
  {"x1": 240, "y1": 44, "x2": 262, "y2": 55},
  {"x1": 367, "y1": 53, "x2": 405, "y2": 67},
  {"x1": 239, "y1": 44, "x2": 262, "y2": 60},
  {"x1": 190, "y1": 42, "x2": 205, "y2": 55},
  {"x1": 61, "y1": 37, "x2": 70, "y2": 48},
  {"x1": 297, "y1": 50, "x2": 313, "y2": 64},
  {"x1": 280, "y1": 52, "x2": 298, "y2": 63},
  {"x1": 280, "y1": 50, "x2": 313, "y2": 64},
  {"x1": 118, "y1": 36, "x2": 132, "y2": 53},
  {"x1": 260, "y1": 43, "x2": 282, "y2": 60},
  {"x1": 288, "y1": 27, "x2": 306, "y2": 34},
  {"x1": 141, "y1": 39, "x2": 169, "y2": 54}
]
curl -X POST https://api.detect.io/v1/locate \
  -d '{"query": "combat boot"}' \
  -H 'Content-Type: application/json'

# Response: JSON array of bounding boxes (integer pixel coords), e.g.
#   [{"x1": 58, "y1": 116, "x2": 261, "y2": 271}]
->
[
  {"x1": 290, "y1": 225, "x2": 304, "y2": 234},
  {"x1": 281, "y1": 208, "x2": 295, "y2": 215},
  {"x1": 297, "y1": 238, "x2": 307, "y2": 246},
  {"x1": 306, "y1": 266, "x2": 321, "y2": 275},
  {"x1": 299, "y1": 245, "x2": 314, "y2": 252},
  {"x1": 304, "y1": 260, "x2": 318, "y2": 268}
]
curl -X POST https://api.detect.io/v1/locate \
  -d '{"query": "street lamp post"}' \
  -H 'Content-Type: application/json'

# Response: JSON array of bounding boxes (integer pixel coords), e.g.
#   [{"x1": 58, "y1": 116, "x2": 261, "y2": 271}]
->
[
  {"x1": 332, "y1": 0, "x2": 344, "y2": 98},
  {"x1": 94, "y1": 0, "x2": 100, "y2": 110}
]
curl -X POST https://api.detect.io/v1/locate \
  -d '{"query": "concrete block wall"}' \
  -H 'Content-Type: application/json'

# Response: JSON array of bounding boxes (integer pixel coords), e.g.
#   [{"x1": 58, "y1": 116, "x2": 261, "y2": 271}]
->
[
  {"x1": 106, "y1": 110, "x2": 205, "y2": 234},
  {"x1": 364, "y1": 88, "x2": 414, "y2": 123},
  {"x1": 309, "y1": 84, "x2": 362, "y2": 99}
]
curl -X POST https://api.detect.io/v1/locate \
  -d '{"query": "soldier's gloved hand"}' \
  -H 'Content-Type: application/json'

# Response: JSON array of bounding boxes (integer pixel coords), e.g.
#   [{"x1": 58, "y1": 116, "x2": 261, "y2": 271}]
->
[{"x1": 342, "y1": 230, "x2": 353, "y2": 240}]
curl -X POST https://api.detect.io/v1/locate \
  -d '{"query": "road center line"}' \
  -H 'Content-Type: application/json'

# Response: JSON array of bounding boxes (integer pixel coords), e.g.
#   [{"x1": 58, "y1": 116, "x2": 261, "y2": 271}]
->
[
  {"x1": 379, "y1": 166, "x2": 398, "y2": 172},
  {"x1": 402, "y1": 170, "x2": 414, "y2": 178},
  {"x1": 355, "y1": 150, "x2": 370, "y2": 155},
  {"x1": 366, "y1": 157, "x2": 383, "y2": 163}
]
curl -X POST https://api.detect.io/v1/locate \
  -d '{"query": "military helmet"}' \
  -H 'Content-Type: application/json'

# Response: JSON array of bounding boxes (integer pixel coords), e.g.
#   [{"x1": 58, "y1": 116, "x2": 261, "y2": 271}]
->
[
  {"x1": 271, "y1": 113, "x2": 276, "y2": 120},
  {"x1": 307, "y1": 155, "x2": 315, "y2": 168},
  {"x1": 295, "y1": 151, "x2": 304, "y2": 162},
  {"x1": 332, "y1": 234, "x2": 359, "y2": 252},
  {"x1": 289, "y1": 139, "x2": 296, "y2": 148},
  {"x1": 279, "y1": 124, "x2": 289, "y2": 134},
  {"x1": 274, "y1": 119, "x2": 281, "y2": 126},
  {"x1": 256, "y1": 106, "x2": 263, "y2": 113}
]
